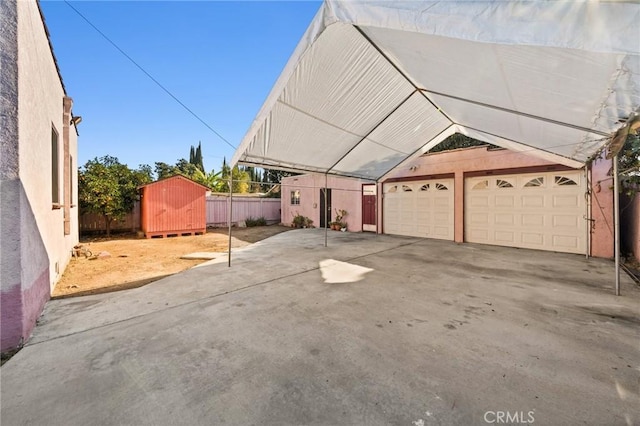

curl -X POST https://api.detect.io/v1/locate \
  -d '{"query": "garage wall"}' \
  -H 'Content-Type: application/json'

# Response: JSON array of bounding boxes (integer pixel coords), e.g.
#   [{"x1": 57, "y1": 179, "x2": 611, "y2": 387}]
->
[{"x1": 381, "y1": 146, "x2": 614, "y2": 258}]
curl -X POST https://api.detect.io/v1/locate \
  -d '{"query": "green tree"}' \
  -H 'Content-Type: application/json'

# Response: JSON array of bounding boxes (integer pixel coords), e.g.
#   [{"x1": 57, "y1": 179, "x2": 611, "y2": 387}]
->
[
  {"x1": 175, "y1": 158, "x2": 199, "y2": 177},
  {"x1": 618, "y1": 132, "x2": 640, "y2": 196},
  {"x1": 189, "y1": 145, "x2": 195, "y2": 165},
  {"x1": 216, "y1": 158, "x2": 250, "y2": 193},
  {"x1": 194, "y1": 142, "x2": 204, "y2": 172},
  {"x1": 154, "y1": 161, "x2": 176, "y2": 180},
  {"x1": 79, "y1": 156, "x2": 151, "y2": 236},
  {"x1": 192, "y1": 168, "x2": 224, "y2": 191}
]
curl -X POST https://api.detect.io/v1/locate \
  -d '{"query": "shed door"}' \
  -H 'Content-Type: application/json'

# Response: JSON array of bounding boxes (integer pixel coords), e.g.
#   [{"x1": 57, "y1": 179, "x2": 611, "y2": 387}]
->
[
  {"x1": 465, "y1": 171, "x2": 586, "y2": 254},
  {"x1": 383, "y1": 179, "x2": 454, "y2": 240}
]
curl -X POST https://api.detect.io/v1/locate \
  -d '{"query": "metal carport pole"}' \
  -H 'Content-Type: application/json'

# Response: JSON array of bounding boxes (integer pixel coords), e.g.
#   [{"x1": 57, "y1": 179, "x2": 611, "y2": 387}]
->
[
  {"x1": 613, "y1": 154, "x2": 620, "y2": 296},
  {"x1": 228, "y1": 175, "x2": 233, "y2": 268},
  {"x1": 324, "y1": 173, "x2": 328, "y2": 248}
]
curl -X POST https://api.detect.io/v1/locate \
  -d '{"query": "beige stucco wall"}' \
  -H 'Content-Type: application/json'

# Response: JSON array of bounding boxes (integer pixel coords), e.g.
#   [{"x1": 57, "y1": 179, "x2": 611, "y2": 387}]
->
[
  {"x1": 281, "y1": 174, "x2": 365, "y2": 232},
  {"x1": 17, "y1": 0, "x2": 79, "y2": 290}
]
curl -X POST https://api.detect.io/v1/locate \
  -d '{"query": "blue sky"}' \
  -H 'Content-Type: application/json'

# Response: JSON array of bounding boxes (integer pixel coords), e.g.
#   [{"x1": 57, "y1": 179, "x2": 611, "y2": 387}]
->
[{"x1": 40, "y1": 1, "x2": 322, "y2": 173}]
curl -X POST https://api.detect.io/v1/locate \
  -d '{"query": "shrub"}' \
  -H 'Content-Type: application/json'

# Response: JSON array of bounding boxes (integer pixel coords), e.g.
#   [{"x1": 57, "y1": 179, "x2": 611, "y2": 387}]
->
[
  {"x1": 291, "y1": 212, "x2": 313, "y2": 228},
  {"x1": 245, "y1": 216, "x2": 267, "y2": 227}
]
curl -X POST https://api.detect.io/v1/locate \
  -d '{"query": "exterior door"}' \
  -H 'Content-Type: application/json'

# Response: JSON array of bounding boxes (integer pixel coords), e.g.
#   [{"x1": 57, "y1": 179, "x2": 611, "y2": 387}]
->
[
  {"x1": 319, "y1": 188, "x2": 332, "y2": 228},
  {"x1": 362, "y1": 184, "x2": 377, "y2": 232}
]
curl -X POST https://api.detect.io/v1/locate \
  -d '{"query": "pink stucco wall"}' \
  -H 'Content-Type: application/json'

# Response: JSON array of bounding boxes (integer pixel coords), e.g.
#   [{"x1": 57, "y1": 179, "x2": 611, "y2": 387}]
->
[
  {"x1": 590, "y1": 154, "x2": 615, "y2": 258},
  {"x1": 281, "y1": 174, "x2": 365, "y2": 232}
]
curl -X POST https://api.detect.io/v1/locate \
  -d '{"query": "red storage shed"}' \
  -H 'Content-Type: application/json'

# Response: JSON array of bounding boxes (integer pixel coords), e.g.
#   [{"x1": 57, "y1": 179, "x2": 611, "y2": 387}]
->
[{"x1": 139, "y1": 175, "x2": 208, "y2": 238}]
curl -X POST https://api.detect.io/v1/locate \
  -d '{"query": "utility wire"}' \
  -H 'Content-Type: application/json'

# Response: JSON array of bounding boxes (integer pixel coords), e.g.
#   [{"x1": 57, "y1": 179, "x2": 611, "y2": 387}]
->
[{"x1": 63, "y1": 0, "x2": 236, "y2": 150}]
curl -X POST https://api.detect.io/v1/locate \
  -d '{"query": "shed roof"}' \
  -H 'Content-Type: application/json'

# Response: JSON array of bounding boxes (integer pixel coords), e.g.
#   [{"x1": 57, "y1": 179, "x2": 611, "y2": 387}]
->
[
  {"x1": 232, "y1": 0, "x2": 640, "y2": 182},
  {"x1": 139, "y1": 174, "x2": 210, "y2": 190}
]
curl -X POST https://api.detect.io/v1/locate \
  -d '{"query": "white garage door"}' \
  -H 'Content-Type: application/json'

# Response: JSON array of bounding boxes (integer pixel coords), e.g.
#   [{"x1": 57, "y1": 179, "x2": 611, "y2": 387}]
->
[
  {"x1": 383, "y1": 179, "x2": 454, "y2": 240},
  {"x1": 465, "y1": 171, "x2": 586, "y2": 254}
]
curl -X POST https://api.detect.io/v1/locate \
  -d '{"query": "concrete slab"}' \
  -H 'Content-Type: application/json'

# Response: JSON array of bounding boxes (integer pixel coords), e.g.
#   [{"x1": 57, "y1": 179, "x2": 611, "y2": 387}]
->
[
  {"x1": 180, "y1": 252, "x2": 225, "y2": 260},
  {"x1": 1, "y1": 229, "x2": 639, "y2": 425}
]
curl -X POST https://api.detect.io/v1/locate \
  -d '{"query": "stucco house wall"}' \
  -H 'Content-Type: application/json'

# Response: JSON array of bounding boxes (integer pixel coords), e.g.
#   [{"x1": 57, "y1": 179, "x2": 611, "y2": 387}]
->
[
  {"x1": 1, "y1": 0, "x2": 79, "y2": 352},
  {"x1": 281, "y1": 174, "x2": 365, "y2": 232},
  {"x1": 589, "y1": 153, "x2": 615, "y2": 259}
]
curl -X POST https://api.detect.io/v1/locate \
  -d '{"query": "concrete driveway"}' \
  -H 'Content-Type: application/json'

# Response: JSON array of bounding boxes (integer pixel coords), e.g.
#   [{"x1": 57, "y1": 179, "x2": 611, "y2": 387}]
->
[{"x1": 1, "y1": 229, "x2": 639, "y2": 425}]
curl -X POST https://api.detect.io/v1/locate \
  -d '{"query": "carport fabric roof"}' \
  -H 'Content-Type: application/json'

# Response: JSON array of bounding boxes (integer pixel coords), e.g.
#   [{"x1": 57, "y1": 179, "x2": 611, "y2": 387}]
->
[{"x1": 232, "y1": 1, "x2": 640, "y2": 181}]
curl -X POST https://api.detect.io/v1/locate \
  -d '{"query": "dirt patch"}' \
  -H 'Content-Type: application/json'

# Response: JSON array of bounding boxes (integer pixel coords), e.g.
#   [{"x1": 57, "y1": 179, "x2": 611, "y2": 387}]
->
[{"x1": 54, "y1": 225, "x2": 292, "y2": 298}]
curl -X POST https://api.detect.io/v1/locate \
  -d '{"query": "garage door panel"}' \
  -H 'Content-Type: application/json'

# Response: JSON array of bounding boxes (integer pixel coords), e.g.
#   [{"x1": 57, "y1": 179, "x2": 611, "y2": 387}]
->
[
  {"x1": 470, "y1": 196, "x2": 489, "y2": 207},
  {"x1": 384, "y1": 178, "x2": 454, "y2": 240},
  {"x1": 470, "y1": 212, "x2": 489, "y2": 225},
  {"x1": 495, "y1": 231, "x2": 515, "y2": 243},
  {"x1": 434, "y1": 197, "x2": 450, "y2": 207},
  {"x1": 433, "y1": 212, "x2": 449, "y2": 222},
  {"x1": 469, "y1": 229, "x2": 489, "y2": 241},
  {"x1": 553, "y1": 215, "x2": 578, "y2": 228},
  {"x1": 433, "y1": 226, "x2": 451, "y2": 237},
  {"x1": 553, "y1": 195, "x2": 579, "y2": 207},
  {"x1": 522, "y1": 232, "x2": 544, "y2": 245},
  {"x1": 495, "y1": 196, "x2": 515, "y2": 207},
  {"x1": 494, "y1": 214, "x2": 515, "y2": 225},
  {"x1": 522, "y1": 214, "x2": 544, "y2": 226},
  {"x1": 522, "y1": 195, "x2": 544, "y2": 207},
  {"x1": 465, "y1": 171, "x2": 585, "y2": 254},
  {"x1": 553, "y1": 235, "x2": 579, "y2": 249}
]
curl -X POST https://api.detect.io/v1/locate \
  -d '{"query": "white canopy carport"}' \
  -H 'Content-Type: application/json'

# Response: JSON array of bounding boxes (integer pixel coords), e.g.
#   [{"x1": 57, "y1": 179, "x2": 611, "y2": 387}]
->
[{"x1": 232, "y1": 0, "x2": 640, "y2": 181}]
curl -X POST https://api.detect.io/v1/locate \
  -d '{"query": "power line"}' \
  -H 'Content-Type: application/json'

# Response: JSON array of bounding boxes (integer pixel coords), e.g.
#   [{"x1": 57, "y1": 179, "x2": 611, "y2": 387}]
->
[{"x1": 63, "y1": 0, "x2": 236, "y2": 150}]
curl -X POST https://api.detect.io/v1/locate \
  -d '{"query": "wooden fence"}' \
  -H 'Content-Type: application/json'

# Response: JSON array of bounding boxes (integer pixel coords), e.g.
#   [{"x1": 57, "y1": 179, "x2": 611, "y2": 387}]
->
[
  {"x1": 79, "y1": 197, "x2": 281, "y2": 233},
  {"x1": 206, "y1": 196, "x2": 281, "y2": 227},
  {"x1": 79, "y1": 202, "x2": 141, "y2": 234}
]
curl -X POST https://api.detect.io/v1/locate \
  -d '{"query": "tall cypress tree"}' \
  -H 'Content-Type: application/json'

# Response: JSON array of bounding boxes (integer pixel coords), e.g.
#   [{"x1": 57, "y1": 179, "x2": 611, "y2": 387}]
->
[{"x1": 195, "y1": 142, "x2": 204, "y2": 172}]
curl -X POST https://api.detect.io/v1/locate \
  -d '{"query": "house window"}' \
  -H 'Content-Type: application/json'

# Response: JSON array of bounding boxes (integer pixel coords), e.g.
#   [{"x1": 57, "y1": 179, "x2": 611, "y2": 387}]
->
[
  {"x1": 51, "y1": 126, "x2": 60, "y2": 205},
  {"x1": 496, "y1": 179, "x2": 514, "y2": 188},
  {"x1": 290, "y1": 190, "x2": 300, "y2": 205},
  {"x1": 472, "y1": 180, "x2": 488, "y2": 190},
  {"x1": 555, "y1": 176, "x2": 578, "y2": 186},
  {"x1": 524, "y1": 177, "x2": 544, "y2": 188}
]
